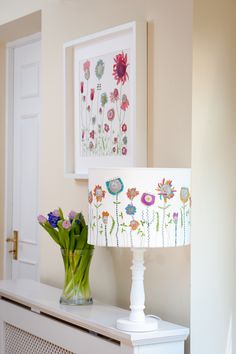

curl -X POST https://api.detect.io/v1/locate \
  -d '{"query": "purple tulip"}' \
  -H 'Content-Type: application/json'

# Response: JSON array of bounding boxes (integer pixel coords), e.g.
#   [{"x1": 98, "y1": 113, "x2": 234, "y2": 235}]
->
[
  {"x1": 37, "y1": 215, "x2": 47, "y2": 224},
  {"x1": 68, "y1": 210, "x2": 77, "y2": 220},
  {"x1": 62, "y1": 220, "x2": 71, "y2": 230},
  {"x1": 173, "y1": 212, "x2": 179, "y2": 222}
]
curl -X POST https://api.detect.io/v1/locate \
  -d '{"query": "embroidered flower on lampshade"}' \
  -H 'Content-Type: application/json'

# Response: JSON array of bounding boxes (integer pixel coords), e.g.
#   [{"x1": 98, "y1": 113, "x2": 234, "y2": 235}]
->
[
  {"x1": 141, "y1": 193, "x2": 155, "y2": 207},
  {"x1": 106, "y1": 178, "x2": 124, "y2": 195}
]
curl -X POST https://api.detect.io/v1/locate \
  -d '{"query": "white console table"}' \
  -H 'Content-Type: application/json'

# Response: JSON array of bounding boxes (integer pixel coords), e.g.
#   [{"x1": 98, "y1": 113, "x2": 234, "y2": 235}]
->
[{"x1": 0, "y1": 279, "x2": 189, "y2": 354}]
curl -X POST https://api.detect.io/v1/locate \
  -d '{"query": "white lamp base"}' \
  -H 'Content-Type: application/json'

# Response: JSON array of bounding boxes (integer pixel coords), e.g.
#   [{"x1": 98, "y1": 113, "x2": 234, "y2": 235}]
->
[
  {"x1": 116, "y1": 248, "x2": 159, "y2": 332},
  {"x1": 117, "y1": 316, "x2": 158, "y2": 332}
]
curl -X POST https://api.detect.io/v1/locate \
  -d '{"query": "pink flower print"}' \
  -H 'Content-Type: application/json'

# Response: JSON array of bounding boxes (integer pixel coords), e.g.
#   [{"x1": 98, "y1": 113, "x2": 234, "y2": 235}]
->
[
  {"x1": 90, "y1": 88, "x2": 95, "y2": 101},
  {"x1": 82, "y1": 130, "x2": 85, "y2": 140},
  {"x1": 87, "y1": 105, "x2": 91, "y2": 112},
  {"x1": 122, "y1": 147, "x2": 127, "y2": 155},
  {"x1": 110, "y1": 88, "x2": 119, "y2": 102},
  {"x1": 112, "y1": 146, "x2": 116, "y2": 153},
  {"x1": 104, "y1": 123, "x2": 110, "y2": 133},
  {"x1": 89, "y1": 141, "x2": 94, "y2": 150},
  {"x1": 83, "y1": 60, "x2": 90, "y2": 71},
  {"x1": 121, "y1": 94, "x2": 129, "y2": 111},
  {"x1": 80, "y1": 81, "x2": 84, "y2": 94},
  {"x1": 122, "y1": 123, "x2": 127, "y2": 132},
  {"x1": 107, "y1": 108, "x2": 115, "y2": 121},
  {"x1": 83, "y1": 95, "x2": 86, "y2": 102},
  {"x1": 99, "y1": 107, "x2": 102, "y2": 114},
  {"x1": 113, "y1": 52, "x2": 129, "y2": 85},
  {"x1": 90, "y1": 130, "x2": 95, "y2": 139},
  {"x1": 114, "y1": 137, "x2": 118, "y2": 144},
  {"x1": 83, "y1": 60, "x2": 90, "y2": 80}
]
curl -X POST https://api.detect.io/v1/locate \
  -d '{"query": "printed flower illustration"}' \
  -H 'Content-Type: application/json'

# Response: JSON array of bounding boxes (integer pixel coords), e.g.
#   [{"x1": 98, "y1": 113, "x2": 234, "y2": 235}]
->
[
  {"x1": 80, "y1": 81, "x2": 84, "y2": 94},
  {"x1": 107, "y1": 108, "x2": 115, "y2": 121},
  {"x1": 129, "y1": 220, "x2": 140, "y2": 231},
  {"x1": 125, "y1": 204, "x2": 136, "y2": 216},
  {"x1": 113, "y1": 51, "x2": 129, "y2": 85},
  {"x1": 180, "y1": 187, "x2": 190, "y2": 204},
  {"x1": 141, "y1": 194, "x2": 155, "y2": 246},
  {"x1": 102, "y1": 211, "x2": 109, "y2": 225},
  {"x1": 114, "y1": 137, "x2": 118, "y2": 144},
  {"x1": 90, "y1": 130, "x2": 95, "y2": 139},
  {"x1": 88, "y1": 191, "x2": 93, "y2": 204},
  {"x1": 173, "y1": 212, "x2": 179, "y2": 246},
  {"x1": 101, "y1": 92, "x2": 108, "y2": 107},
  {"x1": 112, "y1": 147, "x2": 116, "y2": 153},
  {"x1": 82, "y1": 130, "x2": 85, "y2": 140},
  {"x1": 106, "y1": 177, "x2": 124, "y2": 247},
  {"x1": 87, "y1": 105, "x2": 91, "y2": 112},
  {"x1": 110, "y1": 88, "x2": 119, "y2": 102},
  {"x1": 102, "y1": 211, "x2": 109, "y2": 246},
  {"x1": 157, "y1": 179, "x2": 176, "y2": 202},
  {"x1": 90, "y1": 88, "x2": 95, "y2": 101},
  {"x1": 99, "y1": 107, "x2": 102, "y2": 114},
  {"x1": 121, "y1": 94, "x2": 129, "y2": 111},
  {"x1": 123, "y1": 136, "x2": 127, "y2": 145},
  {"x1": 106, "y1": 178, "x2": 124, "y2": 195},
  {"x1": 89, "y1": 141, "x2": 94, "y2": 150},
  {"x1": 122, "y1": 123, "x2": 127, "y2": 132},
  {"x1": 127, "y1": 188, "x2": 139, "y2": 201},
  {"x1": 104, "y1": 123, "x2": 110, "y2": 133},
  {"x1": 95, "y1": 59, "x2": 105, "y2": 80},
  {"x1": 157, "y1": 179, "x2": 176, "y2": 247},
  {"x1": 83, "y1": 60, "x2": 90, "y2": 80},
  {"x1": 122, "y1": 147, "x2": 127, "y2": 155},
  {"x1": 141, "y1": 193, "x2": 155, "y2": 206},
  {"x1": 93, "y1": 185, "x2": 106, "y2": 202}
]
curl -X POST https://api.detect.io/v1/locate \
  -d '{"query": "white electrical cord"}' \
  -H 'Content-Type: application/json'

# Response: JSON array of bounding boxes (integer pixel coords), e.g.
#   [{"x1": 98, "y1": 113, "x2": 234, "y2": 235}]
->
[{"x1": 146, "y1": 314, "x2": 162, "y2": 321}]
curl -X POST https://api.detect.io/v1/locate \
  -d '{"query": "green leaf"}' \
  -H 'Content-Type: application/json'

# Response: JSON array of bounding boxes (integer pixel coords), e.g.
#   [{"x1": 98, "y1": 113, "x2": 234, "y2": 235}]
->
[{"x1": 110, "y1": 216, "x2": 115, "y2": 235}]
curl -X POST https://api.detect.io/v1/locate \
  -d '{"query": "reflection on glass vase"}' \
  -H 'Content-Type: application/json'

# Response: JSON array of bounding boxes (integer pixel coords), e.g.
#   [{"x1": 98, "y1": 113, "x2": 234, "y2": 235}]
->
[{"x1": 60, "y1": 248, "x2": 93, "y2": 305}]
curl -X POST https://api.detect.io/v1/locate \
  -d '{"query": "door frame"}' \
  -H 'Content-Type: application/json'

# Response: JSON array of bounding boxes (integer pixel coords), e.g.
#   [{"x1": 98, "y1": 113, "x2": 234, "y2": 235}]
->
[{"x1": 4, "y1": 32, "x2": 41, "y2": 280}]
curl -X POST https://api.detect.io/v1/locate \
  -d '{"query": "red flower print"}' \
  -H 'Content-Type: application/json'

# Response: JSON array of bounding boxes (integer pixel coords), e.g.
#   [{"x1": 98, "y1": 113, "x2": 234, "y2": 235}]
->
[
  {"x1": 104, "y1": 123, "x2": 110, "y2": 132},
  {"x1": 114, "y1": 137, "x2": 118, "y2": 144},
  {"x1": 80, "y1": 81, "x2": 84, "y2": 94},
  {"x1": 122, "y1": 123, "x2": 127, "y2": 132},
  {"x1": 93, "y1": 185, "x2": 106, "y2": 202},
  {"x1": 127, "y1": 188, "x2": 139, "y2": 200},
  {"x1": 113, "y1": 52, "x2": 129, "y2": 85},
  {"x1": 122, "y1": 147, "x2": 127, "y2": 155},
  {"x1": 90, "y1": 88, "x2": 95, "y2": 101},
  {"x1": 107, "y1": 108, "x2": 115, "y2": 121},
  {"x1": 83, "y1": 60, "x2": 90, "y2": 71},
  {"x1": 112, "y1": 146, "x2": 116, "y2": 153},
  {"x1": 110, "y1": 88, "x2": 119, "y2": 102},
  {"x1": 121, "y1": 94, "x2": 129, "y2": 111},
  {"x1": 90, "y1": 130, "x2": 95, "y2": 139}
]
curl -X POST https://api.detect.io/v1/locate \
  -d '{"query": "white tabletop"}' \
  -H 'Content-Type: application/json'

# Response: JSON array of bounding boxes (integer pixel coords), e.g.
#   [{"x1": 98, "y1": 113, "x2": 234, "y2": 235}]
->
[{"x1": 0, "y1": 279, "x2": 189, "y2": 346}]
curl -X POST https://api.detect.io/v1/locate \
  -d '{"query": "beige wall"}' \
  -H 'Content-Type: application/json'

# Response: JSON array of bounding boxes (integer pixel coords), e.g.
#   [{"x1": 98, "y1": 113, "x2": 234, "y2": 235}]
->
[
  {"x1": 0, "y1": 1, "x2": 193, "y2": 353},
  {"x1": 191, "y1": 0, "x2": 236, "y2": 353}
]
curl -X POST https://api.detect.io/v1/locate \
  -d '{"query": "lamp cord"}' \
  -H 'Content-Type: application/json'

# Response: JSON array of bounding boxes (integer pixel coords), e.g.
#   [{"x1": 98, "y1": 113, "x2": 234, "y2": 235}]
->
[{"x1": 146, "y1": 314, "x2": 162, "y2": 321}]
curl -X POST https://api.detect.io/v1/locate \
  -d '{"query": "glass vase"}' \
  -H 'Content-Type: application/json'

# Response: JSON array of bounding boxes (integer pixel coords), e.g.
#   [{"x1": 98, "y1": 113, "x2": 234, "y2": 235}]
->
[{"x1": 60, "y1": 248, "x2": 93, "y2": 305}]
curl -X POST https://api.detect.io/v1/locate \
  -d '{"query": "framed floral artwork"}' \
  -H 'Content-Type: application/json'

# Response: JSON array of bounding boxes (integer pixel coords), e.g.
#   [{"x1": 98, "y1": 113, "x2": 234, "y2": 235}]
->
[{"x1": 64, "y1": 22, "x2": 147, "y2": 179}]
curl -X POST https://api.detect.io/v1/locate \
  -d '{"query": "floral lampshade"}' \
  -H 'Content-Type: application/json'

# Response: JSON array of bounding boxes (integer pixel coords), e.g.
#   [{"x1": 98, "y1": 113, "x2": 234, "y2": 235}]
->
[{"x1": 88, "y1": 168, "x2": 191, "y2": 248}]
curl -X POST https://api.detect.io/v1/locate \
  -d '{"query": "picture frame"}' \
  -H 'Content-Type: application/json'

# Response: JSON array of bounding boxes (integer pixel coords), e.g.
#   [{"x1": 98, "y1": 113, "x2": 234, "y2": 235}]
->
[{"x1": 64, "y1": 21, "x2": 147, "y2": 179}]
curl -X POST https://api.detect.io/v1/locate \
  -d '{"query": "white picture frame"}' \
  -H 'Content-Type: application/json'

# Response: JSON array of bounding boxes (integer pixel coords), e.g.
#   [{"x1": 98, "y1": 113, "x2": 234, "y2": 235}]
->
[{"x1": 64, "y1": 22, "x2": 147, "y2": 179}]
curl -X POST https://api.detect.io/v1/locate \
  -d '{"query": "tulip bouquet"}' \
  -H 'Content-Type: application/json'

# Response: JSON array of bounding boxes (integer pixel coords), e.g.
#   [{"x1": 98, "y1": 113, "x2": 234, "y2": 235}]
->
[{"x1": 38, "y1": 209, "x2": 94, "y2": 305}]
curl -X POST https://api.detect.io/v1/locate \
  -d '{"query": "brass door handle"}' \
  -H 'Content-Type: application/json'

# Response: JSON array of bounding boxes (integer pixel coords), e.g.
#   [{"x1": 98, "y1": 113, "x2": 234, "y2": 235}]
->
[{"x1": 6, "y1": 231, "x2": 18, "y2": 260}]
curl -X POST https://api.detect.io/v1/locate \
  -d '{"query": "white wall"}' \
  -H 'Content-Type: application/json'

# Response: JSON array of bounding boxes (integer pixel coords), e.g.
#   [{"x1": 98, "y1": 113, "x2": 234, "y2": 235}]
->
[{"x1": 191, "y1": 0, "x2": 236, "y2": 353}]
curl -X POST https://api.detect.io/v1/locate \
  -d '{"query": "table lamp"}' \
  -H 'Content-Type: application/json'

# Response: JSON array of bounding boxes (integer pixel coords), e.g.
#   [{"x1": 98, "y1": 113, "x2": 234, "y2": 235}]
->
[{"x1": 88, "y1": 168, "x2": 191, "y2": 332}]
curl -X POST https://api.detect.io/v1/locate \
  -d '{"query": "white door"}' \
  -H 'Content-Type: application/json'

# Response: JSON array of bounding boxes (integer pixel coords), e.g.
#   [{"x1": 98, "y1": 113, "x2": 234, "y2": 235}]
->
[{"x1": 5, "y1": 35, "x2": 41, "y2": 280}]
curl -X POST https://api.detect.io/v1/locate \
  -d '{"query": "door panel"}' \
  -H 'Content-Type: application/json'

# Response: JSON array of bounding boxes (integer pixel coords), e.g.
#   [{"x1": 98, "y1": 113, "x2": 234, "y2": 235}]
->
[{"x1": 11, "y1": 39, "x2": 41, "y2": 280}]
